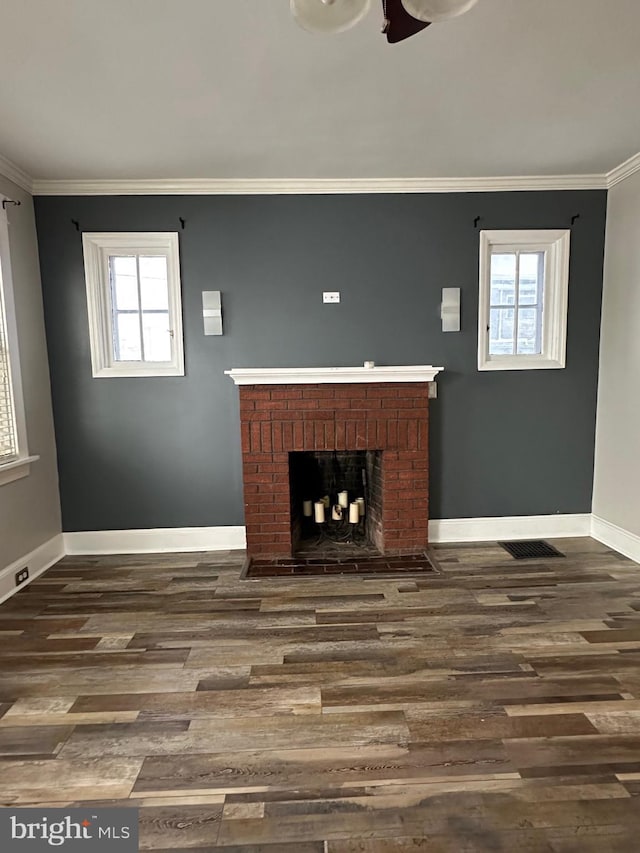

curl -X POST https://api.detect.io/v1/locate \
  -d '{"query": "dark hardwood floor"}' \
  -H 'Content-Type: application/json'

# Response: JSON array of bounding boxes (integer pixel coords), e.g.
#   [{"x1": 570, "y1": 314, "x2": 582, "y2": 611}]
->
[{"x1": 1, "y1": 538, "x2": 640, "y2": 850}]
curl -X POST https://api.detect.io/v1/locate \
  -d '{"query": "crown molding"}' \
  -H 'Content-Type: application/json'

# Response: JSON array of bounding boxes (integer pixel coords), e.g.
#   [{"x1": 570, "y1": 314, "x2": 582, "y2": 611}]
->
[
  {"x1": 0, "y1": 152, "x2": 33, "y2": 194},
  {"x1": 3, "y1": 150, "x2": 638, "y2": 197},
  {"x1": 606, "y1": 151, "x2": 640, "y2": 189},
  {"x1": 30, "y1": 173, "x2": 608, "y2": 196}
]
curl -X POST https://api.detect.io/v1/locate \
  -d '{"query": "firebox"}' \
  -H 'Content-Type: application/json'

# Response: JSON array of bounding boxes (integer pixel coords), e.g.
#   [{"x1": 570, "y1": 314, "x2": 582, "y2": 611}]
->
[
  {"x1": 225, "y1": 364, "x2": 443, "y2": 559},
  {"x1": 289, "y1": 450, "x2": 383, "y2": 556}
]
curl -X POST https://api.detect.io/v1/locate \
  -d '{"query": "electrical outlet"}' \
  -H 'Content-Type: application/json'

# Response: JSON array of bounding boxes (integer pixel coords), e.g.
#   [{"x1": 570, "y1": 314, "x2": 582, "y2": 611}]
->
[
  {"x1": 15, "y1": 567, "x2": 29, "y2": 586},
  {"x1": 323, "y1": 291, "x2": 340, "y2": 304}
]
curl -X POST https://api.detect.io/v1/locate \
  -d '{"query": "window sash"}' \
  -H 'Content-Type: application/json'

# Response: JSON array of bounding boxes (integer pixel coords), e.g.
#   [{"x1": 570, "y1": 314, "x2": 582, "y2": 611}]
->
[
  {"x1": 82, "y1": 233, "x2": 184, "y2": 378},
  {"x1": 478, "y1": 229, "x2": 570, "y2": 372},
  {"x1": 488, "y1": 249, "x2": 545, "y2": 356}
]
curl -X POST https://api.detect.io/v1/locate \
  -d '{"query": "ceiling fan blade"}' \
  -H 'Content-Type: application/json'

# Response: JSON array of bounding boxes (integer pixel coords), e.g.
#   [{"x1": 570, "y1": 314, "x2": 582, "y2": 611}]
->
[{"x1": 382, "y1": 0, "x2": 431, "y2": 43}]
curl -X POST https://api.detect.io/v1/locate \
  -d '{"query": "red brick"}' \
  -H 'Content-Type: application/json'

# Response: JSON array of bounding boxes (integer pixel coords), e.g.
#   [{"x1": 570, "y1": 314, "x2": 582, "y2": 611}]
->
[
  {"x1": 366, "y1": 386, "x2": 399, "y2": 398},
  {"x1": 270, "y1": 389, "x2": 303, "y2": 400},
  {"x1": 244, "y1": 509, "x2": 278, "y2": 522},
  {"x1": 293, "y1": 422, "x2": 304, "y2": 451},
  {"x1": 257, "y1": 400, "x2": 288, "y2": 412},
  {"x1": 260, "y1": 422, "x2": 272, "y2": 452},
  {"x1": 418, "y1": 421, "x2": 429, "y2": 450},
  {"x1": 331, "y1": 398, "x2": 360, "y2": 410},
  {"x1": 241, "y1": 423, "x2": 251, "y2": 453},
  {"x1": 271, "y1": 423, "x2": 283, "y2": 453},
  {"x1": 250, "y1": 422, "x2": 262, "y2": 452},
  {"x1": 302, "y1": 420, "x2": 313, "y2": 448},
  {"x1": 335, "y1": 386, "x2": 367, "y2": 398},
  {"x1": 314, "y1": 421, "x2": 325, "y2": 450},
  {"x1": 256, "y1": 522, "x2": 290, "y2": 534},
  {"x1": 243, "y1": 452, "x2": 271, "y2": 464},
  {"x1": 375, "y1": 421, "x2": 388, "y2": 447},
  {"x1": 256, "y1": 462, "x2": 288, "y2": 474},
  {"x1": 387, "y1": 421, "x2": 398, "y2": 449},
  {"x1": 336, "y1": 420, "x2": 346, "y2": 450},
  {"x1": 245, "y1": 410, "x2": 271, "y2": 422},
  {"x1": 397, "y1": 420, "x2": 409, "y2": 449},
  {"x1": 282, "y1": 422, "x2": 294, "y2": 449},
  {"x1": 244, "y1": 473, "x2": 275, "y2": 485},
  {"x1": 345, "y1": 421, "x2": 357, "y2": 448},
  {"x1": 302, "y1": 388, "x2": 336, "y2": 399},
  {"x1": 287, "y1": 399, "x2": 319, "y2": 410},
  {"x1": 240, "y1": 389, "x2": 272, "y2": 401},
  {"x1": 325, "y1": 421, "x2": 335, "y2": 448}
]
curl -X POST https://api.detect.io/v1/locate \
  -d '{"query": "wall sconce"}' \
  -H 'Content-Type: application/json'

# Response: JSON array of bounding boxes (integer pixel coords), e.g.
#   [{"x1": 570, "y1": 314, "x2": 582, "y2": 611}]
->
[
  {"x1": 203, "y1": 291, "x2": 223, "y2": 335},
  {"x1": 441, "y1": 287, "x2": 461, "y2": 332}
]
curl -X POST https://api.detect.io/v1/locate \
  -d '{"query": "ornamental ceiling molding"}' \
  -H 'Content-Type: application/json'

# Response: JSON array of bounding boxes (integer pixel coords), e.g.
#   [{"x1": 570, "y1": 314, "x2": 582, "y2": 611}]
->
[{"x1": 1, "y1": 152, "x2": 639, "y2": 196}]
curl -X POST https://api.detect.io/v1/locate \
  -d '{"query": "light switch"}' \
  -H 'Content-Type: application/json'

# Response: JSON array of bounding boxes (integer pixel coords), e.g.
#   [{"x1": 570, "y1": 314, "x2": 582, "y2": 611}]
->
[
  {"x1": 441, "y1": 287, "x2": 461, "y2": 332},
  {"x1": 203, "y1": 291, "x2": 223, "y2": 335},
  {"x1": 323, "y1": 292, "x2": 340, "y2": 304}
]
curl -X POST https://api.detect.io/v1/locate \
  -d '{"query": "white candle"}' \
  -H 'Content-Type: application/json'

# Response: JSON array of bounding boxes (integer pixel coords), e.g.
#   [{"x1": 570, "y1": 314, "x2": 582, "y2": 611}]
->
[
  {"x1": 356, "y1": 497, "x2": 365, "y2": 517},
  {"x1": 303, "y1": 500, "x2": 313, "y2": 517},
  {"x1": 349, "y1": 502, "x2": 360, "y2": 524},
  {"x1": 331, "y1": 504, "x2": 343, "y2": 521},
  {"x1": 314, "y1": 501, "x2": 325, "y2": 523},
  {"x1": 338, "y1": 490, "x2": 349, "y2": 508}
]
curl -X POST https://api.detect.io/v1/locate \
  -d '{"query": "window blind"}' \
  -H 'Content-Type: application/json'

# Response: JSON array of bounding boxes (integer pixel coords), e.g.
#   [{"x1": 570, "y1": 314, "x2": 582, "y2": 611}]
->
[{"x1": 0, "y1": 214, "x2": 18, "y2": 464}]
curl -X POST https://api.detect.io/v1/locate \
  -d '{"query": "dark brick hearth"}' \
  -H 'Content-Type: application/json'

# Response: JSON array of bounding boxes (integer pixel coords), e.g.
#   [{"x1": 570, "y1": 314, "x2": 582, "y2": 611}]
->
[{"x1": 237, "y1": 381, "x2": 430, "y2": 558}]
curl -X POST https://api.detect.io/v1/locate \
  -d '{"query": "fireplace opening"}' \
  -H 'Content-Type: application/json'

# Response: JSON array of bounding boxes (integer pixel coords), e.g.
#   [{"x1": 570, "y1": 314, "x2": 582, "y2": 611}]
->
[{"x1": 289, "y1": 450, "x2": 383, "y2": 557}]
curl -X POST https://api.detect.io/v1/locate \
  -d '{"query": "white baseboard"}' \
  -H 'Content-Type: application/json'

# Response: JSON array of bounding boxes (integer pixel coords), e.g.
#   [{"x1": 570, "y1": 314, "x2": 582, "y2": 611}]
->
[
  {"x1": 63, "y1": 526, "x2": 247, "y2": 555},
  {"x1": 591, "y1": 515, "x2": 640, "y2": 564},
  {"x1": 428, "y1": 513, "x2": 592, "y2": 544},
  {"x1": 61, "y1": 516, "x2": 591, "y2": 556},
  {"x1": 0, "y1": 534, "x2": 65, "y2": 605},
  {"x1": 2, "y1": 517, "x2": 635, "y2": 578}
]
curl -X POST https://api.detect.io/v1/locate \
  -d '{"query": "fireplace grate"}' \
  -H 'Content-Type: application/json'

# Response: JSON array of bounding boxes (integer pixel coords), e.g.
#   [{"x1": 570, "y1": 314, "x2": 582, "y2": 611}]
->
[{"x1": 499, "y1": 540, "x2": 565, "y2": 560}]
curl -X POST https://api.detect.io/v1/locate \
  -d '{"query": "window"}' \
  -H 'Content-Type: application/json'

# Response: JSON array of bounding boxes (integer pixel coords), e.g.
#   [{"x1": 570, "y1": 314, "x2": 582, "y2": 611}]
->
[
  {"x1": 0, "y1": 199, "x2": 37, "y2": 486},
  {"x1": 82, "y1": 232, "x2": 184, "y2": 377},
  {"x1": 478, "y1": 229, "x2": 570, "y2": 371}
]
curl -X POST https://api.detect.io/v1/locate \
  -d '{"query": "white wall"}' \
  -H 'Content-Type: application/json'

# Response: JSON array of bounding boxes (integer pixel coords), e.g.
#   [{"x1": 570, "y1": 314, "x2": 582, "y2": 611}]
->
[
  {"x1": 593, "y1": 168, "x2": 640, "y2": 548},
  {"x1": 0, "y1": 174, "x2": 62, "y2": 579}
]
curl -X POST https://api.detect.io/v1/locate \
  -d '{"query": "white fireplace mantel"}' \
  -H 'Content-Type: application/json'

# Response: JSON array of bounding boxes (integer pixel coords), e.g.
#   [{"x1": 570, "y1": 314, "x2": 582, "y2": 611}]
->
[{"x1": 225, "y1": 365, "x2": 444, "y2": 385}]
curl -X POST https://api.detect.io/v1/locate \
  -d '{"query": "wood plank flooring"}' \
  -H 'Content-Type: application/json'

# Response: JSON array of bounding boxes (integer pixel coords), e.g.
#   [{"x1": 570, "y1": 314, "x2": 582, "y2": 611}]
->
[{"x1": 1, "y1": 538, "x2": 640, "y2": 850}]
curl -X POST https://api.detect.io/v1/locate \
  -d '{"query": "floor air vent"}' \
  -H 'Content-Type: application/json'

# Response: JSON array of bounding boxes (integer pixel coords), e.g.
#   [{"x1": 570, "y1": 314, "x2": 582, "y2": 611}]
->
[{"x1": 499, "y1": 540, "x2": 565, "y2": 560}]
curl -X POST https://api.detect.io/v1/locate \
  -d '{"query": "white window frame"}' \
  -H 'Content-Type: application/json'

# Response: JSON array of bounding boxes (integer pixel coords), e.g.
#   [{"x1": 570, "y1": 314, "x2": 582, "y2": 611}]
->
[
  {"x1": 478, "y1": 229, "x2": 571, "y2": 371},
  {"x1": 0, "y1": 199, "x2": 38, "y2": 486},
  {"x1": 82, "y1": 232, "x2": 185, "y2": 378}
]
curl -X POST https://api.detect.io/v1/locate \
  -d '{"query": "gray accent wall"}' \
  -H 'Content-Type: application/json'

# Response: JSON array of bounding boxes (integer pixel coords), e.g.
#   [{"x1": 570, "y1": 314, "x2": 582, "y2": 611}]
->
[
  {"x1": 34, "y1": 191, "x2": 607, "y2": 532},
  {"x1": 0, "y1": 177, "x2": 61, "y2": 568}
]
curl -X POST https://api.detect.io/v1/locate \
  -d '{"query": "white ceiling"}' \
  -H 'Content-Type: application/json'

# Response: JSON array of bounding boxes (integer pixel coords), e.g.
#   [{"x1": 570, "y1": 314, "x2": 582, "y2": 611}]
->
[{"x1": 0, "y1": 0, "x2": 639, "y2": 182}]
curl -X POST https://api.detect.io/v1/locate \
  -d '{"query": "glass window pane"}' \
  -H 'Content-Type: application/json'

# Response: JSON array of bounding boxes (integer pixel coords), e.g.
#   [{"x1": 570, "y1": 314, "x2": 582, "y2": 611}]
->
[
  {"x1": 110, "y1": 256, "x2": 139, "y2": 311},
  {"x1": 489, "y1": 307, "x2": 515, "y2": 355},
  {"x1": 139, "y1": 256, "x2": 169, "y2": 311},
  {"x1": 114, "y1": 313, "x2": 142, "y2": 361},
  {"x1": 111, "y1": 256, "x2": 136, "y2": 277},
  {"x1": 490, "y1": 253, "x2": 516, "y2": 306},
  {"x1": 517, "y1": 307, "x2": 541, "y2": 354},
  {"x1": 142, "y1": 312, "x2": 172, "y2": 362},
  {"x1": 519, "y1": 252, "x2": 544, "y2": 305}
]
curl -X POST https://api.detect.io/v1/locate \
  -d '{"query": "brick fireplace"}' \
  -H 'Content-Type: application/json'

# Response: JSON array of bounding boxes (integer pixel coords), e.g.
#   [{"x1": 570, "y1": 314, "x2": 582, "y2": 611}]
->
[{"x1": 225, "y1": 366, "x2": 443, "y2": 559}]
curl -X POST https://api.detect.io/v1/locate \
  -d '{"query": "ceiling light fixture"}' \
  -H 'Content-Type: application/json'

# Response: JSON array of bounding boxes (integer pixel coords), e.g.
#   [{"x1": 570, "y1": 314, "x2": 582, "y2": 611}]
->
[
  {"x1": 290, "y1": 0, "x2": 372, "y2": 35},
  {"x1": 400, "y1": 0, "x2": 479, "y2": 23},
  {"x1": 290, "y1": 0, "x2": 479, "y2": 43}
]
